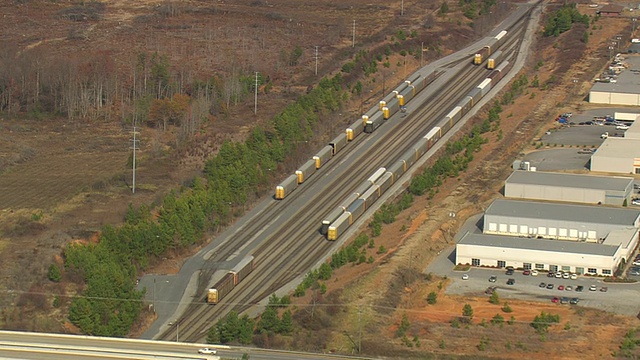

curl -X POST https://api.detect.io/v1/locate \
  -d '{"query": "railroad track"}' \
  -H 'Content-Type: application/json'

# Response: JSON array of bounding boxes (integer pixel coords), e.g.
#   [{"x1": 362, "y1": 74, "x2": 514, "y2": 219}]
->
[{"x1": 157, "y1": 3, "x2": 535, "y2": 343}]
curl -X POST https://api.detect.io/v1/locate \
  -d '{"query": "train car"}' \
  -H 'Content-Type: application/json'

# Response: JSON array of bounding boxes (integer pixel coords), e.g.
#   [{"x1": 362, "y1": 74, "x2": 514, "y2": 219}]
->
[
  {"x1": 340, "y1": 192, "x2": 360, "y2": 210},
  {"x1": 397, "y1": 85, "x2": 416, "y2": 106},
  {"x1": 360, "y1": 184, "x2": 381, "y2": 209},
  {"x1": 425, "y1": 127, "x2": 442, "y2": 148},
  {"x1": 321, "y1": 206, "x2": 345, "y2": 235},
  {"x1": 275, "y1": 174, "x2": 298, "y2": 200},
  {"x1": 346, "y1": 119, "x2": 364, "y2": 141},
  {"x1": 387, "y1": 159, "x2": 406, "y2": 181},
  {"x1": 407, "y1": 72, "x2": 422, "y2": 85},
  {"x1": 473, "y1": 46, "x2": 490, "y2": 65},
  {"x1": 379, "y1": 91, "x2": 398, "y2": 111},
  {"x1": 473, "y1": 30, "x2": 507, "y2": 65},
  {"x1": 376, "y1": 171, "x2": 394, "y2": 194},
  {"x1": 477, "y1": 78, "x2": 492, "y2": 97},
  {"x1": 296, "y1": 159, "x2": 317, "y2": 184},
  {"x1": 354, "y1": 181, "x2": 373, "y2": 198},
  {"x1": 467, "y1": 87, "x2": 482, "y2": 106},
  {"x1": 487, "y1": 50, "x2": 503, "y2": 70},
  {"x1": 346, "y1": 198, "x2": 366, "y2": 221},
  {"x1": 494, "y1": 30, "x2": 507, "y2": 47},
  {"x1": 413, "y1": 137, "x2": 429, "y2": 159},
  {"x1": 329, "y1": 133, "x2": 348, "y2": 155},
  {"x1": 231, "y1": 256, "x2": 255, "y2": 285},
  {"x1": 445, "y1": 106, "x2": 463, "y2": 129},
  {"x1": 364, "y1": 111, "x2": 385, "y2": 133},
  {"x1": 458, "y1": 96, "x2": 473, "y2": 115},
  {"x1": 400, "y1": 147, "x2": 417, "y2": 170},
  {"x1": 327, "y1": 212, "x2": 352, "y2": 241},
  {"x1": 207, "y1": 272, "x2": 235, "y2": 304},
  {"x1": 368, "y1": 167, "x2": 387, "y2": 184},
  {"x1": 424, "y1": 70, "x2": 438, "y2": 85},
  {"x1": 383, "y1": 97, "x2": 400, "y2": 119},
  {"x1": 313, "y1": 145, "x2": 333, "y2": 169},
  {"x1": 489, "y1": 60, "x2": 511, "y2": 83}
]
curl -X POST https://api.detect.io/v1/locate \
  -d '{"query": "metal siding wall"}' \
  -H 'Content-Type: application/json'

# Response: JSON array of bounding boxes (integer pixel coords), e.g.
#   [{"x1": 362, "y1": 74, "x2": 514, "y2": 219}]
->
[
  {"x1": 589, "y1": 91, "x2": 612, "y2": 105},
  {"x1": 611, "y1": 92, "x2": 640, "y2": 106}
]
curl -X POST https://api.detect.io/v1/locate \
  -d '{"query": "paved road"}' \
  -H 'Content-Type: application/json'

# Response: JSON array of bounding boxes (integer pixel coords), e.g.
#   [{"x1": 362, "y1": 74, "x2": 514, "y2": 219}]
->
[{"x1": 425, "y1": 216, "x2": 640, "y2": 317}]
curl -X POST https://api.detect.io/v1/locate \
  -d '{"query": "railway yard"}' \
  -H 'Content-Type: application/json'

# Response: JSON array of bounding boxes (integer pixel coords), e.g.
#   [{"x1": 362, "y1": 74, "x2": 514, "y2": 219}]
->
[
  {"x1": 145, "y1": 1, "x2": 537, "y2": 346},
  {"x1": 3, "y1": 0, "x2": 640, "y2": 358}
]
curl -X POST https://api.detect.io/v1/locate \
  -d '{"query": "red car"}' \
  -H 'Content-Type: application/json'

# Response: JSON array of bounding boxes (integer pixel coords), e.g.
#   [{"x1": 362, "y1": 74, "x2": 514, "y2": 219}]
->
[
  {"x1": 523, "y1": 270, "x2": 531, "y2": 275},
  {"x1": 552, "y1": 297, "x2": 559, "y2": 303},
  {"x1": 558, "y1": 285, "x2": 565, "y2": 290}
]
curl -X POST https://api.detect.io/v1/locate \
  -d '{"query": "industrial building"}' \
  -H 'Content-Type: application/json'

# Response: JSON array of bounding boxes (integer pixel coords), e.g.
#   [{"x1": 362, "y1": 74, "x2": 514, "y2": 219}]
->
[
  {"x1": 590, "y1": 137, "x2": 640, "y2": 174},
  {"x1": 589, "y1": 55, "x2": 640, "y2": 106},
  {"x1": 455, "y1": 199, "x2": 640, "y2": 276},
  {"x1": 504, "y1": 170, "x2": 634, "y2": 206}
]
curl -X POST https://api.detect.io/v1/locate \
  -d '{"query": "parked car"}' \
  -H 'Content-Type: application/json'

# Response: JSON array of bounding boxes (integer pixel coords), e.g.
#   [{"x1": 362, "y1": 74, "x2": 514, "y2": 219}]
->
[
  {"x1": 489, "y1": 275, "x2": 497, "y2": 282},
  {"x1": 551, "y1": 297, "x2": 559, "y2": 303},
  {"x1": 565, "y1": 285, "x2": 573, "y2": 291},
  {"x1": 589, "y1": 285, "x2": 598, "y2": 291},
  {"x1": 558, "y1": 285, "x2": 565, "y2": 291},
  {"x1": 547, "y1": 272, "x2": 555, "y2": 278},
  {"x1": 507, "y1": 278, "x2": 516, "y2": 285},
  {"x1": 576, "y1": 285, "x2": 584, "y2": 292},
  {"x1": 560, "y1": 297, "x2": 569, "y2": 304},
  {"x1": 632, "y1": 199, "x2": 640, "y2": 206},
  {"x1": 505, "y1": 268, "x2": 514, "y2": 275},
  {"x1": 555, "y1": 272, "x2": 563, "y2": 278},
  {"x1": 530, "y1": 269, "x2": 539, "y2": 276},
  {"x1": 523, "y1": 270, "x2": 531, "y2": 276},
  {"x1": 562, "y1": 272, "x2": 570, "y2": 279},
  {"x1": 600, "y1": 286, "x2": 608, "y2": 292},
  {"x1": 570, "y1": 298, "x2": 579, "y2": 305},
  {"x1": 547, "y1": 283, "x2": 554, "y2": 289},
  {"x1": 616, "y1": 124, "x2": 630, "y2": 130},
  {"x1": 539, "y1": 282, "x2": 547, "y2": 288},
  {"x1": 570, "y1": 273, "x2": 578, "y2": 280},
  {"x1": 462, "y1": 274, "x2": 469, "y2": 280}
]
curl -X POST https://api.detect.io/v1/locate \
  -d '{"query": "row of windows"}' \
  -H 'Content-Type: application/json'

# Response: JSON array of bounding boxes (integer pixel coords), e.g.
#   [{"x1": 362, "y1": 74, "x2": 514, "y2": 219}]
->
[{"x1": 470, "y1": 259, "x2": 612, "y2": 275}]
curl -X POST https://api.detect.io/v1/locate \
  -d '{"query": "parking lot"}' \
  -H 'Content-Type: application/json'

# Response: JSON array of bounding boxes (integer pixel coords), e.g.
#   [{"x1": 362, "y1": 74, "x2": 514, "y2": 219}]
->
[
  {"x1": 427, "y1": 249, "x2": 640, "y2": 316},
  {"x1": 522, "y1": 107, "x2": 640, "y2": 171}
]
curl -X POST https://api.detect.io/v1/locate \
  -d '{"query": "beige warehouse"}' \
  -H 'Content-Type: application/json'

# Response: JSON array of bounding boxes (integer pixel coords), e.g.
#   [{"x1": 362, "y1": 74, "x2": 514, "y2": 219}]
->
[{"x1": 455, "y1": 199, "x2": 640, "y2": 276}]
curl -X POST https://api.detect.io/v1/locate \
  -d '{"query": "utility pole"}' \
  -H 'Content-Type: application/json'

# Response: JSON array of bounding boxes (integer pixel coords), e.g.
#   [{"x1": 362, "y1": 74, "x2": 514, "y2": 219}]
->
[
  {"x1": 315, "y1": 46, "x2": 319, "y2": 76},
  {"x1": 153, "y1": 278, "x2": 156, "y2": 314},
  {"x1": 358, "y1": 305, "x2": 362, "y2": 354},
  {"x1": 130, "y1": 126, "x2": 139, "y2": 194},
  {"x1": 352, "y1": 20, "x2": 355, "y2": 47},
  {"x1": 254, "y1": 72, "x2": 258, "y2": 115},
  {"x1": 420, "y1": 41, "x2": 424, "y2": 67}
]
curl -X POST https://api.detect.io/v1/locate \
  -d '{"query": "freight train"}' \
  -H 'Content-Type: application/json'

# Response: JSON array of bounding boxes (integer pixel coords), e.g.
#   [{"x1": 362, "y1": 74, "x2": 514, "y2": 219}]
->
[
  {"x1": 207, "y1": 256, "x2": 255, "y2": 304},
  {"x1": 275, "y1": 30, "x2": 508, "y2": 201},
  {"x1": 324, "y1": 59, "x2": 513, "y2": 241},
  {"x1": 275, "y1": 70, "x2": 438, "y2": 200},
  {"x1": 473, "y1": 30, "x2": 508, "y2": 65}
]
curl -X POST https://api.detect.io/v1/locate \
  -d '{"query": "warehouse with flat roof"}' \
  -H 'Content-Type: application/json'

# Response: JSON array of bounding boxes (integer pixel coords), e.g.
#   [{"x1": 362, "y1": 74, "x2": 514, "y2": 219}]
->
[
  {"x1": 590, "y1": 138, "x2": 640, "y2": 174},
  {"x1": 504, "y1": 170, "x2": 634, "y2": 205},
  {"x1": 455, "y1": 199, "x2": 640, "y2": 276}
]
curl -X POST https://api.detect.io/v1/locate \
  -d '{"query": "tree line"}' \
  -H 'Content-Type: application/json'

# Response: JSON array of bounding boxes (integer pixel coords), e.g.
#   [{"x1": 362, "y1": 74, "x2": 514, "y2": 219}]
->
[{"x1": 57, "y1": 73, "x2": 347, "y2": 336}]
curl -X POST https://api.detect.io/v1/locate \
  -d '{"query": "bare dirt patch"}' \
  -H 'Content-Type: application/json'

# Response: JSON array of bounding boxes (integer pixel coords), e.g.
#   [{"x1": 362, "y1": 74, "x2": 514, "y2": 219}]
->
[{"x1": 307, "y1": 5, "x2": 640, "y2": 359}]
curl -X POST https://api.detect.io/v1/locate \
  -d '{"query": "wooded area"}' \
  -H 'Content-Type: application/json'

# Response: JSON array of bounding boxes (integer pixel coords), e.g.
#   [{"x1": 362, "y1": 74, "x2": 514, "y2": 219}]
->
[{"x1": 60, "y1": 74, "x2": 347, "y2": 336}]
